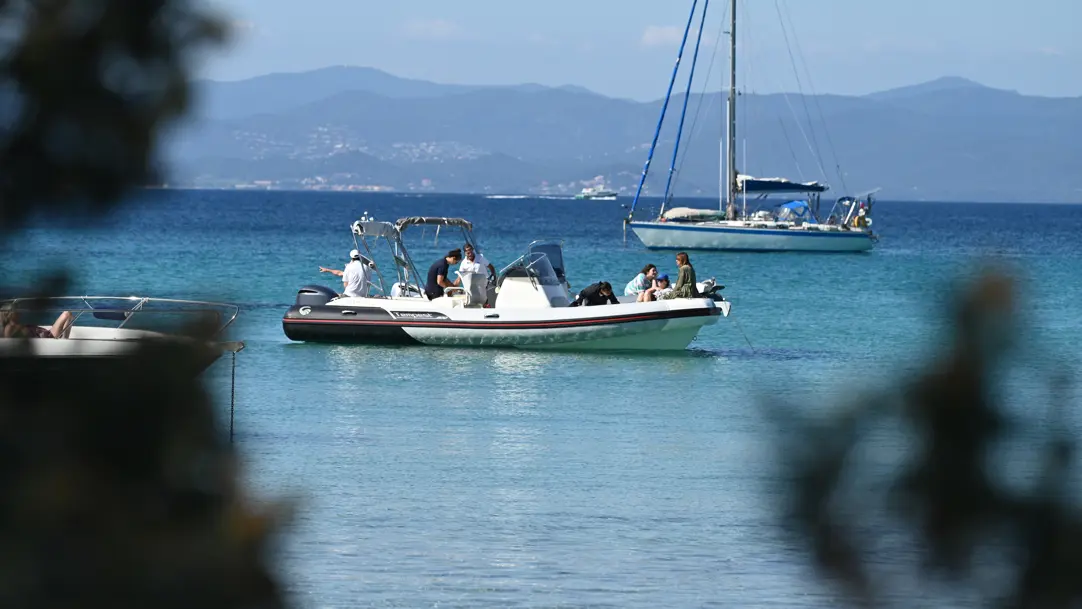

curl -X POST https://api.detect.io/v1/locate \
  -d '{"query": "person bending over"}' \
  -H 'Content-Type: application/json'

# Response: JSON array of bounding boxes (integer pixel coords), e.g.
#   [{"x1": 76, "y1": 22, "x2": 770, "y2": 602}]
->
[
  {"x1": 424, "y1": 249, "x2": 463, "y2": 300},
  {"x1": 569, "y1": 281, "x2": 619, "y2": 307}
]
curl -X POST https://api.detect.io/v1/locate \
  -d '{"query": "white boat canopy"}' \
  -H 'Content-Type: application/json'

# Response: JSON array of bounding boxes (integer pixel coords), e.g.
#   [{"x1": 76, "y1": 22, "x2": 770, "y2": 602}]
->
[{"x1": 394, "y1": 216, "x2": 474, "y2": 232}]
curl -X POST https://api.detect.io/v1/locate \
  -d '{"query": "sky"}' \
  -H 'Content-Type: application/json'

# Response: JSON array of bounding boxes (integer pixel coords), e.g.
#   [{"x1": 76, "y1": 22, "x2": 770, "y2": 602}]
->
[{"x1": 198, "y1": 0, "x2": 1082, "y2": 101}]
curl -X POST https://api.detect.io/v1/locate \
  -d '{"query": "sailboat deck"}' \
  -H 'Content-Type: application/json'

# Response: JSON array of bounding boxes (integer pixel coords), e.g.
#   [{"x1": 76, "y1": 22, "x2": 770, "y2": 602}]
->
[{"x1": 656, "y1": 219, "x2": 868, "y2": 233}]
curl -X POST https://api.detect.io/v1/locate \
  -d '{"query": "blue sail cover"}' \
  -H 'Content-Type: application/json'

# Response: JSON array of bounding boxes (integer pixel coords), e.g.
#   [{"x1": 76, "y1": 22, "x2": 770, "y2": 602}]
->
[
  {"x1": 776, "y1": 200, "x2": 817, "y2": 224},
  {"x1": 737, "y1": 174, "x2": 828, "y2": 194}
]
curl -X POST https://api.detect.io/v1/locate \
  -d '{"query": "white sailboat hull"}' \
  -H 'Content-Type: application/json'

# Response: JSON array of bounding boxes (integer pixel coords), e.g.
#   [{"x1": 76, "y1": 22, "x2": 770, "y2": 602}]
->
[{"x1": 630, "y1": 221, "x2": 876, "y2": 252}]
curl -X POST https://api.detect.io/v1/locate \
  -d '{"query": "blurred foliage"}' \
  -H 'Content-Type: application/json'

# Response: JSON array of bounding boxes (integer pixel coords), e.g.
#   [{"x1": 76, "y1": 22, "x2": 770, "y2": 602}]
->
[
  {"x1": 0, "y1": 340, "x2": 287, "y2": 608},
  {"x1": 774, "y1": 268, "x2": 1082, "y2": 608},
  {"x1": 0, "y1": 0, "x2": 226, "y2": 235},
  {"x1": 0, "y1": 1, "x2": 290, "y2": 608},
  {"x1": 2, "y1": 0, "x2": 1078, "y2": 607}
]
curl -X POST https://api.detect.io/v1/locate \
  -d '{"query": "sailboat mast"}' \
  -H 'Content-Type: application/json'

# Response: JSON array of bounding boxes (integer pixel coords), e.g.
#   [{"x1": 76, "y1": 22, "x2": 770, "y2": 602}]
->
[{"x1": 725, "y1": 0, "x2": 738, "y2": 220}]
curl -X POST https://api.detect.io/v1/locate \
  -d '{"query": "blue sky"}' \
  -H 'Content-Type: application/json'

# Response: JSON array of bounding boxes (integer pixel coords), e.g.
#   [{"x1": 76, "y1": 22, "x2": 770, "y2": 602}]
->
[{"x1": 201, "y1": 0, "x2": 1080, "y2": 100}]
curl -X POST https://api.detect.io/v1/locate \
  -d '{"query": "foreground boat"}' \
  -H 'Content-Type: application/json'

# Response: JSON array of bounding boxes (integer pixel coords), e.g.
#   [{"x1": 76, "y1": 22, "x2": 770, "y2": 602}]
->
[
  {"x1": 282, "y1": 216, "x2": 729, "y2": 351},
  {"x1": 622, "y1": 0, "x2": 878, "y2": 252},
  {"x1": 0, "y1": 296, "x2": 242, "y2": 371}
]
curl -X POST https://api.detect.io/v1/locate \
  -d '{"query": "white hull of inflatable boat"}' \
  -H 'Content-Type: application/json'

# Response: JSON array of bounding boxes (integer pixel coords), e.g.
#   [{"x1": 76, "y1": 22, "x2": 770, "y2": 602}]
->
[{"x1": 283, "y1": 296, "x2": 728, "y2": 351}]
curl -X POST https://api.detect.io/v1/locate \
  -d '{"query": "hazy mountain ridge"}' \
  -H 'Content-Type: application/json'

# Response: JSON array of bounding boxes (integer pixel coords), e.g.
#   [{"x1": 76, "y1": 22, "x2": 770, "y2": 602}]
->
[{"x1": 166, "y1": 67, "x2": 1082, "y2": 202}]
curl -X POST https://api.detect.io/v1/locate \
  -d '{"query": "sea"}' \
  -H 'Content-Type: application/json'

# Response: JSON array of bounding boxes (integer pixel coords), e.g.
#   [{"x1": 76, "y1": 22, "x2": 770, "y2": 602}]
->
[{"x1": 5, "y1": 190, "x2": 1082, "y2": 608}]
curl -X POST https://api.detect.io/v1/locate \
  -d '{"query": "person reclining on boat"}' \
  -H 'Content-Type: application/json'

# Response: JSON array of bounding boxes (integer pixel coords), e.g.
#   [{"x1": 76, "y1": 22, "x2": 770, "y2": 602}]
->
[
  {"x1": 639, "y1": 274, "x2": 672, "y2": 302},
  {"x1": 569, "y1": 282, "x2": 619, "y2": 307},
  {"x1": 1, "y1": 309, "x2": 74, "y2": 339},
  {"x1": 624, "y1": 264, "x2": 658, "y2": 297},
  {"x1": 460, "y1": 243, "x2": 495, "y2": 281},
  {"x1": 424, "y1": 249, "x2": 463, "y2": 300},
  {"x1": 662, "y1": 252, "x2": 700, "y2": 300},
  {"x1": 319, "y1": 249, "x2": 375, "y2": 298}
]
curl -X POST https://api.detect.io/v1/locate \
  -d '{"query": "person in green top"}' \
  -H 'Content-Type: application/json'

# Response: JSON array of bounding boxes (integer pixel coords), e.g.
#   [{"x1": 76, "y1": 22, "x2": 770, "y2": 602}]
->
[{"x1": 664, "y1": 251, "x2": 700, "y2": 299}]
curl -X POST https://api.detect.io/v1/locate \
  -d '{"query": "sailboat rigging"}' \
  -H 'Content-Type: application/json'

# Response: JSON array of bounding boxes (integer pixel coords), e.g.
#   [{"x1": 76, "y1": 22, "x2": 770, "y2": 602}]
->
[{"x1": 623, "y1": 0, "x2": 879, "y2": 253}]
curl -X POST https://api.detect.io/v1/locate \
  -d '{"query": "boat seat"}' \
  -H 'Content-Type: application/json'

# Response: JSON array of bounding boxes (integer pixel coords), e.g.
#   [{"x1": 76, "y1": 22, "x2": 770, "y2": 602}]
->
[
  {"x1": 442, "y1": 291, "x2": 468, "y2": 308},
  {"x1": 454, "y1": 270, "x2": 488, "y2": 308}
]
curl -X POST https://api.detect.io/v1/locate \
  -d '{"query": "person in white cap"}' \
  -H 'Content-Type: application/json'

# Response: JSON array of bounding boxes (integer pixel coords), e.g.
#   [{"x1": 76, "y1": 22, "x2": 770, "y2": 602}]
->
[{"x1": 319, "y1": 249, "x2": 374, "y2": 298}]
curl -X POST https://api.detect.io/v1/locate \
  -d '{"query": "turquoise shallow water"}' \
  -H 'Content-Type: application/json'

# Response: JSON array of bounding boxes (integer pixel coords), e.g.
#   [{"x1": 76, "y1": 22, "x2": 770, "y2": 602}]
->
[{"x1": 4, "y1": 191, "x2": 1082, "y2": 607}]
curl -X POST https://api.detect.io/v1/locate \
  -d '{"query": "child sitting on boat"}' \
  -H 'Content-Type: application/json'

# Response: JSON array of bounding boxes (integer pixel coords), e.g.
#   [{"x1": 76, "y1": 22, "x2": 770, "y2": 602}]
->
[
  {"x1": 634, "y1": 274, "x2": 672, "y2": 302},
  {"x1": 650, "y1": 275, "x2": 673, "y2": 301}
]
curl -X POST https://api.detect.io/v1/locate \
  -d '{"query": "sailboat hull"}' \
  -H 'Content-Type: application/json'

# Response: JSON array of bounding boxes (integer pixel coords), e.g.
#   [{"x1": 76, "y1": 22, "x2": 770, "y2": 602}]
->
[{"x1": 629, "y1": 221, "x2": 876, "y2": 252}]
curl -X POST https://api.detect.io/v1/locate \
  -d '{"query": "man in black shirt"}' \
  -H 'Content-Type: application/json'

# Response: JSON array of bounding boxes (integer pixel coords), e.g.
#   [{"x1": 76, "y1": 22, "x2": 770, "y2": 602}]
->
[
  {"x1": 425, "y1": 249, "x2": 463, "y2": 300},
  {"x1": 569, "y1": 281, "x2": 619, "y2": 307}
]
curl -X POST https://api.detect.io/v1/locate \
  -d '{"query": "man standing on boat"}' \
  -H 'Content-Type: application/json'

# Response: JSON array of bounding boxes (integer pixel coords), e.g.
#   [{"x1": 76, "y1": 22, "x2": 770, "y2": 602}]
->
[
  {"x1": 319, "y1": 249, "x2": 373, "y2": 298},
  {"x1": 460, "y1": 243, "x2": 495, "y2": 281},
  {"x1": 456, "y1": 246, "x2": 491, "y2": 305},
  {"x1": 424, "y1": 249, "x2": 463, "y2": 300}
]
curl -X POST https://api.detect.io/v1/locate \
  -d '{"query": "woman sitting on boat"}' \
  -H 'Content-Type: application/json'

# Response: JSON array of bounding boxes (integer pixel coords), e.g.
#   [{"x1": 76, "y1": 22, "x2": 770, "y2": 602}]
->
[
  {"x1": 663, "y1": 252, "x2": 700, "y2": 299},
  {"x1": 623, "y1": 264, "x2": 658, "y2": 297},
  {"x1": 1, "y1": 308, "x2": 74, "y2": 339}
]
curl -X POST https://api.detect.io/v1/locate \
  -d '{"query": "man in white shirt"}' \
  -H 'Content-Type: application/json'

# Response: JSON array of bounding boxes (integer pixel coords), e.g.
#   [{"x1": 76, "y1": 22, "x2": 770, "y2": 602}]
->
[
  {"x1": 458, "y1": 247, "x2": 483, "y2": 276},
  {"x1": 319, "y1": 249, "x2": 373, "y2": 297},
  {"x1": 460, "y1": 243, "x2": 495, "y2": 280},
  {"x1": 455, "y1": 247, "x2": 489, "y2": 305}
]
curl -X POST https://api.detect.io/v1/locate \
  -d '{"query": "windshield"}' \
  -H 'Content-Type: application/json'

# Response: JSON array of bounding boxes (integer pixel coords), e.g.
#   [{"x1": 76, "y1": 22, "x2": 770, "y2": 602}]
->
[
  {"x1": 527, "y1": 242, "x2": 566, "y2": 282},
  {"x1": 498, "y1": 251, "x2": 561, "y2": 287}
]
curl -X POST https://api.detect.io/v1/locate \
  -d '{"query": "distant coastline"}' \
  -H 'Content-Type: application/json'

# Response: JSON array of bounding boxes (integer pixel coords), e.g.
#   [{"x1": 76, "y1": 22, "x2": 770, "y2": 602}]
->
[
  {"x1": 138, "y1": 185, "x2": 1082, "y2": 206},
  {"x1": 158, "y1": 66, "x2": 1082, "y2": 205}
]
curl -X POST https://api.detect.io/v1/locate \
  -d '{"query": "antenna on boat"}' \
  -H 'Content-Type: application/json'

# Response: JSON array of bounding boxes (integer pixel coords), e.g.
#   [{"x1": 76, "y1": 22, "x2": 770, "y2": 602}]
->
[{"x1": 725, "y1": 0, "x2": 738, "y2": 221}]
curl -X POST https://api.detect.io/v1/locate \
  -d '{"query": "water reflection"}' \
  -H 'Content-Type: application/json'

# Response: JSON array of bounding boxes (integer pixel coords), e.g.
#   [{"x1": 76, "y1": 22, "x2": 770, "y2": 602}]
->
[
  {"x1": 489, "y1": 350, "x2": 551, "y2": 417},
  {"x1": 489, "y1": 425, "x2": 542, "y2": 461}
]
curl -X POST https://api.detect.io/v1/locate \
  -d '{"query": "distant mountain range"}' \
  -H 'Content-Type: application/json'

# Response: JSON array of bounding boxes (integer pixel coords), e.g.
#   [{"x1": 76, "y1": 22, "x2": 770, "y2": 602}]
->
[{"x1": 162, "y1": 66, "x2": 1082, "y2": 203}]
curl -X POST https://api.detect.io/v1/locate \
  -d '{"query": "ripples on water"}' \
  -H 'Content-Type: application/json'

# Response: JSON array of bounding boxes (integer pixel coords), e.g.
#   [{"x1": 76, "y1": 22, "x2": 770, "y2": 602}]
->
[{"x1": 6, "y1": 191, "x2": 1082, "y2": 607}]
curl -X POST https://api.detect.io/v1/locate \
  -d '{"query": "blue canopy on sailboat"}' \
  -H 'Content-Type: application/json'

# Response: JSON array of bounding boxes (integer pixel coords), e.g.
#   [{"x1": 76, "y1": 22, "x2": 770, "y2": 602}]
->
[
  {"x1": 776, "y1": 200, "x2": 817, "y2": 224},
  {"x1": 737, "y1": 174, "x2": 829, "y2": 194}
]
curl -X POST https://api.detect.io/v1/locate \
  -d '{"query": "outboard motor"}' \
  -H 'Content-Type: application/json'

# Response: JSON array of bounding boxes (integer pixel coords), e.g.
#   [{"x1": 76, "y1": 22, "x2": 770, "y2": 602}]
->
[
  {"x1": 698, "y1": 278, "x2": 726, "y2": 301},
  {"x1": 295, "y1": 284, "x2": 339, "y2": 307}
]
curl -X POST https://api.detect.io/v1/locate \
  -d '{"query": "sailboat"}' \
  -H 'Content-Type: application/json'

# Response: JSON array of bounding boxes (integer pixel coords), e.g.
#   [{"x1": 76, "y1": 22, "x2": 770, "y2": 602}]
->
[{"x1": 623, "y1": 0, "x2": 878, "y2": 253}]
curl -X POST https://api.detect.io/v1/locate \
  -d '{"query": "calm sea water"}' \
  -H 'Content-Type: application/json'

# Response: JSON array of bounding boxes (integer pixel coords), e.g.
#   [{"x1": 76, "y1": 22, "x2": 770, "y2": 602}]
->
[{"x1": 5, "y1": 190, "x2": 1082, "y2": 607}]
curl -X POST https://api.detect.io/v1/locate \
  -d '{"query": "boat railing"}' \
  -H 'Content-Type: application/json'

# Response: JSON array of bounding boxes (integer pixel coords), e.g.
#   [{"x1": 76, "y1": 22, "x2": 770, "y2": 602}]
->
[{"x1": 0, "y1": 296, "x2": 240, "y2": 336}]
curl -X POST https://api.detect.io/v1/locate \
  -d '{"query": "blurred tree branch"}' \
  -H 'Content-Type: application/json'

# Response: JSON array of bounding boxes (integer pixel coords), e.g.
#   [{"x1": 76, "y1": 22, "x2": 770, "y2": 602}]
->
[
  {"x1": 775, "y1": 268, "x2": 1082, "y2": 608},
  {"x1": 0, "y1": 1, "x2": 290, "y2": 607},
  {"x1": 0, "y1": 0, "x2": 226, "y2": 234}
]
